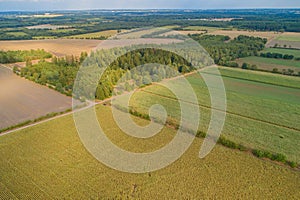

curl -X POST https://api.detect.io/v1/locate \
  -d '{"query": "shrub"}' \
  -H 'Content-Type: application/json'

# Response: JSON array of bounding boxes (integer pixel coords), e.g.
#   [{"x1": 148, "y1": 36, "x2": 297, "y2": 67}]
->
[
  {"x1": 287, "y1": 161, "x2": 298, "y2": 168},
  {"x1": 272, "y1": 68, "x2": 279, "y2": 73},
  {"x1": 225, "y1": 62, "x2": 239, "y2": 68},
  {"x1": 218, "y1": 136, "x2": 238, "y2": 149},
  {"x1": 250, "y1": 65, "x2": 258, "y2": 70},
  {"x1": 242, "y1": 63, "x2": 249, "y2": 69},
  {"x1": 196, "y1": 131, "x2": 206, "y2": 138},
  {"x1": 271, "y1": 153, "x2": 287, "y2": 162},
  {"x1": 252, "y1": 149, "x2": 265, "y2": 158},
  {"x1": 252, "y1": 149, "x2": 288, "y2": 164}
]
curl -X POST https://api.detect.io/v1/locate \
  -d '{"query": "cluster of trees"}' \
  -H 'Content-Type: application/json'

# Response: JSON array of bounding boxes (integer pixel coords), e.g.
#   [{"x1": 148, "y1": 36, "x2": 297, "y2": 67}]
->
[
  {"x1": 260, "y1": 52, "x2": 295, "y2": 60},
  {"x1": 0, "y1": 49, "x2": 52, "y2": 63},
  {"x1": 241, "y1": 63, "x2": 258, "y2": 70},
  {"x1": 91, "y1": 48, "x2": 193, "y2": 100},
  {"x1": 17, "y1": 48, "x2": 194, "y2": 100},
  {"x1": 191, "y1": 34, "x2": 267, "y2": 66},
  {"x1": 18, "y1": 52, "x2": 88, "y2": 96},
  {"x1": 281, "y1": 69, "x2": 297, "y2": 76}
]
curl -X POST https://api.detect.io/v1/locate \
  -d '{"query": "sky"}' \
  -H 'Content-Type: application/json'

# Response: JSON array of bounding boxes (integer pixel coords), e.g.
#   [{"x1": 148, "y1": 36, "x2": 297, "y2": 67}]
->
[{"x1": 0, "y1": 0, "x2": 299, "y2": 11}]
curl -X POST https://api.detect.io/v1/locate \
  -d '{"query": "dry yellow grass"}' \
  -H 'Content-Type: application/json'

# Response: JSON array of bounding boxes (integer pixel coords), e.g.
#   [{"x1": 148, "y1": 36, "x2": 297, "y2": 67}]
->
[
  {"x1": 0, "y1": 39, "x2": 101, "y2": 57},
  {"x1": 0, "y1": 105, "x2": 299, "y2": 199}
]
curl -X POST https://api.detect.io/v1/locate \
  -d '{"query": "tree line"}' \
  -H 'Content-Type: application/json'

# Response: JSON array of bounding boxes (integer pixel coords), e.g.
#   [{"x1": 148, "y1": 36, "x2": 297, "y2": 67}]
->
[
  {"x1": 0, "y1": 49, "x2": 52, "y2": 64},
  {"x1": 260, "y1": 52, "x2": 297, "y2": 60},
  {"x1": 190, "y1": 34, "x2": 267, "y2": 66},
  {"x1": 16, "y1": 48, "x2": 194, "y2": 100}
]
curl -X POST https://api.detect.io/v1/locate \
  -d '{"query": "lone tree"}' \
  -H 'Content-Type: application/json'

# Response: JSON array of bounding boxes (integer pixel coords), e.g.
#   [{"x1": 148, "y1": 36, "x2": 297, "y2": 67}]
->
[{"x1": 242, "y1": 63, "x2": 249, "y2": 69}]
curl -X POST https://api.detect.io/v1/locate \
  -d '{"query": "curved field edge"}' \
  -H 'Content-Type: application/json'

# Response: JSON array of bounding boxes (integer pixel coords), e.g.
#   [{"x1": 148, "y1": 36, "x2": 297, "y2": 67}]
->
[{"x1": 0, "y1": 105, "x2": 299, "y2": 199}]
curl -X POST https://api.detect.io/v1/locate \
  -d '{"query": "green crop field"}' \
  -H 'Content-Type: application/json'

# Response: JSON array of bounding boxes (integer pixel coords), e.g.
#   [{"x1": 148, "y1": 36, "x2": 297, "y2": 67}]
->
[
  {"x1": 239, "y1": 56, "x2": 300, "y2": 68},
  {"x1": 276, "y1": 35, "x2": 300, "y2": 42},
  {"x1": 217, "y1": 67, "x2": 300, "y2": 89},
  {"x1": 128, "y1": 67, "x2": 300, "y2": 162},
  {"x1": 0, "y1": 105, "x2": 299, "y2": 199},
  {"x1": 5, "y1": 32, "x2": 28, "y2": 37},
  {"x1": 262, "y1": 48, "x2": 300, "y2": 58}
]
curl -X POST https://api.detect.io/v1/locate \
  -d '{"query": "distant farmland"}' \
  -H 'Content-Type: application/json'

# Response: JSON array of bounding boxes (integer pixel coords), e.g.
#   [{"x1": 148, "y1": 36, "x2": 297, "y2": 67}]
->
[
  {"x1": 0, "y1": 66, "x2": 72, "y2": 130},
  {"x1": 0, "y1": 39, "x2": 101, "y2": 57},
  {"x1": 0, "y1": 105, "x2": 299, "y2": 199},
  {"x1": 182, "y1": 26, "x2": 222, "y2": 32},
  {"x1": 26, "y1": 24, "x2": 70, "y2": 30},
  {"x1": 65, "y1": 30, "x2": 119, "y2": 39},
  {"x1": 207, "y1": 30, "x2": 281, "y2": 41}
]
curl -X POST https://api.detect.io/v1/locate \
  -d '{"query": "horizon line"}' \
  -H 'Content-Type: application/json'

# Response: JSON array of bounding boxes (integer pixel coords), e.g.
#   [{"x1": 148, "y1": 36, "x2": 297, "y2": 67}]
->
[{"x1": 0, "y1": 7, "x2": 300, "y2": 12}]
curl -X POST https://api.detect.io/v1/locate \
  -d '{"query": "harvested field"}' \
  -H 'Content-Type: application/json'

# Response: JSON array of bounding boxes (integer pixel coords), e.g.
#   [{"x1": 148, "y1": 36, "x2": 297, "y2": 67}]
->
[
  {"x1": 207, "y1": 30, "x2": 281, "y2": 41},
  {"x1": 0, "y1": 65, "x2": 72, "y2": 130},
  {"x1": 0, "y1": 39, "x2": 101, "y2": 57},
  {"x1": 267, "y1": 32, "x2": 300, "y2": 49},
  {"x1": 0, "y1": 105, "x2": 299, "y2": 199}
]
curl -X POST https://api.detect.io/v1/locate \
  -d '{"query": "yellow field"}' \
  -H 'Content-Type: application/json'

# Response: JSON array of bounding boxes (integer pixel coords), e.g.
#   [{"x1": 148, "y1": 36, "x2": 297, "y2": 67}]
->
[
  {"x1": 116, "y1": 29, "x2": 158, "y2": 39},
  {"x1": 66, "y1": 30, "x2": 119, "y2": 39},
  {"x1": 0, "y1": 105, "x2": 299, "y2": 199},
  {"x1": 0, "y1": 39, "x2": 101, "y2": 57}
]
